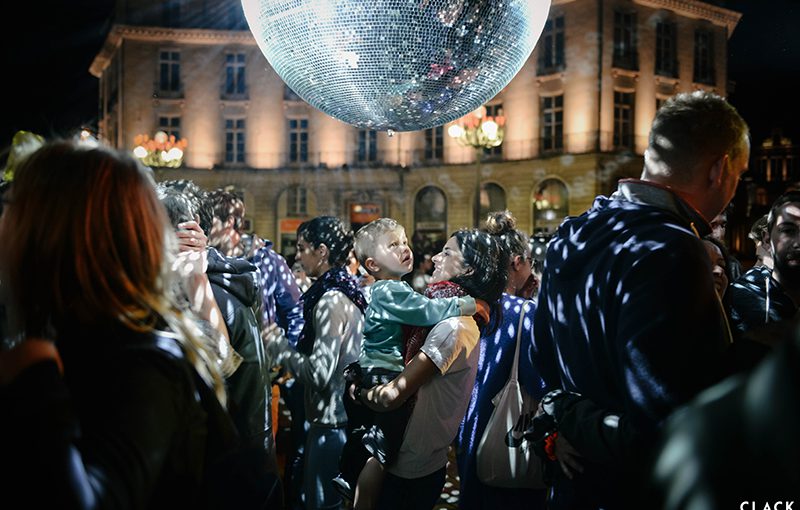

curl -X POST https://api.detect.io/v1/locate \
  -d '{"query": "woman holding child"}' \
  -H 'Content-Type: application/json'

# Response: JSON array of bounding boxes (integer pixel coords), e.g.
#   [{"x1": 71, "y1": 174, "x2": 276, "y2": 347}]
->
[
  {"x1": 263, "y1": 216, "x2": 367, "y2": 510},
  {"x1": 350, "y1": 228, "x2": 508, "y2": 509}
]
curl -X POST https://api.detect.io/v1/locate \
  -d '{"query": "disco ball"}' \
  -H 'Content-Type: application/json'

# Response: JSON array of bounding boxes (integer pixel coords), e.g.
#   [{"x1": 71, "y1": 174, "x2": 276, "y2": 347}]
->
[{"x1": 242, "y1": 0, "x2": 551, "y2": 132}]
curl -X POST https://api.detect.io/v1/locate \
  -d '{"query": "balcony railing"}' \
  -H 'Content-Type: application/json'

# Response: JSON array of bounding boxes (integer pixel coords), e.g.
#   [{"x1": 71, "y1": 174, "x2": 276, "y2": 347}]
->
[{"x1": 169, "y1": 132, "x2": 648, "y2": 170}]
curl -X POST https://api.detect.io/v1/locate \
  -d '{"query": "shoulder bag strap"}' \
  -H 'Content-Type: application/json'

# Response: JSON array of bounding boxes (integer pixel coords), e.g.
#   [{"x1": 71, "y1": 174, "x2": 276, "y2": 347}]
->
[{"x1": 510, "y1": 300, "x2": 531, "y2": 383}]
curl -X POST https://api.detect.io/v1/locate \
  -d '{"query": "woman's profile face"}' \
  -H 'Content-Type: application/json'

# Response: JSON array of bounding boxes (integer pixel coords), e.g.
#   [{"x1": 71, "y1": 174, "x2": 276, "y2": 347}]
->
[
  {"x1": 295, "y1": 234, "x2": 326, "y2": 278},
  {"x1": 431, "y1": 236, "x2": 466, "y2": 283}
]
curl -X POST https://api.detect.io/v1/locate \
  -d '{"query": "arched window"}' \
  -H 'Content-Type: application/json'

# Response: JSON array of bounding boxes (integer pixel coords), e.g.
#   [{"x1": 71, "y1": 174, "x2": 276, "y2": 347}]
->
[
  {"x1": 414, "y1": 186, "x2": 448, "y2": 253},
  {"x1": 480, "y1": 182, "x2": 507, "y2": 220},
  {"x1": 533, "y1": 179, "x2": 569, "y2": 234}
]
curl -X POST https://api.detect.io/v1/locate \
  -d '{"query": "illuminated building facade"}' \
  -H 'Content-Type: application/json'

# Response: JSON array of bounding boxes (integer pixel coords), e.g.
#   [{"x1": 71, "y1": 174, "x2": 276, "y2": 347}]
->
[{"x1": 91, "y1": 0, "x2": 741, "y2": 255}]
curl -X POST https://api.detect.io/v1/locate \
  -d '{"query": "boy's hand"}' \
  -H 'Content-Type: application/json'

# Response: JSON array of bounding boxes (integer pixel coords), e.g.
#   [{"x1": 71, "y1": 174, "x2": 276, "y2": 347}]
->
[{"x1": 473, "y1": 298, "x2": 490, "y2": 325}]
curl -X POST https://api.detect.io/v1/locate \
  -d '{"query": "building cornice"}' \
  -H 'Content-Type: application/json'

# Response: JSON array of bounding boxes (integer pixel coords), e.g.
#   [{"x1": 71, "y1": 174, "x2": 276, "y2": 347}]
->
[
  {"x1": 635, "y1": 0, "x2": 741, "y2": 36},
  {"x1": 90, "y1": 25, "x2": 256, "y2": 77},
  {"x1": 550, "y1": 0, "x2": 740, "y2": 35}
]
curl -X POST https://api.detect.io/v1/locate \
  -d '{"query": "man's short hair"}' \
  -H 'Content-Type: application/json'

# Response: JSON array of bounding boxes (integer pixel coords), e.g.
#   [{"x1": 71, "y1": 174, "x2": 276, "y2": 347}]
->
[
  {"x1": 207, "y1": 189, "x2": 245, "y2": 231},
  {"x1": 156, "y1": 187, "x2": 195, "y2": 228},
  {"x1": 767, "y1": 191, "x2": 800, "y2": 234},
  {"x1": 748, "y1": 214, "x2": 769, "y2": 242},
  {"x1": 354, "y1": 218, "x2": 403, "y2": 266},
  {"x1": 158, "y1": 179, "x2": 213, "y2": 235},
  {"x1": 649, "y1": 91, "x2": 749, "y2": 183}
]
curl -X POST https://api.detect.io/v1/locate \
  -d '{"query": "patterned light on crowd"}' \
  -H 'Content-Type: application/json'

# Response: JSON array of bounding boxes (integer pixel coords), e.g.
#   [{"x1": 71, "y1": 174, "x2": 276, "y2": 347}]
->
[{"x1": 242, "y1": 0, "x2": 551, "y2": 132}]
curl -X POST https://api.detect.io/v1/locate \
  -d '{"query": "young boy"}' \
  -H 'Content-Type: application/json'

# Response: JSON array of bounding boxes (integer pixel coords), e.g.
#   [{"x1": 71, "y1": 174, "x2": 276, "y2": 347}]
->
[{"x1": 336, "y1": 218, "x2": 480, "y2": 509}]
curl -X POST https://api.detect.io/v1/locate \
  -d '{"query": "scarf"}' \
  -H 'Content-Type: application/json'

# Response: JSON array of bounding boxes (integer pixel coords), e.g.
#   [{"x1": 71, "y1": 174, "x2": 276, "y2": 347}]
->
[
  {"x1": 297, "y1": 266, "x2": 368, "y2": 355},
  {"x1": 402, "y1": 281, "x2": 470, "y2": 364}
]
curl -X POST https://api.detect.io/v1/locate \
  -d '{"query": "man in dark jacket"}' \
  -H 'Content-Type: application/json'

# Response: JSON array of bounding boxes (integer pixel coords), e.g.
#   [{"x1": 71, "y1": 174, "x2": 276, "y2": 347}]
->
[
  {"x1": 532, "y1": 92, "x2": 750, "y2": 509},
  {"x1": 207, "y1": 188, "x2": 305, "y2": 508},
  {"x1": 205, "y1": 247, "x2": 276, "y2": 470},
  {"x1": 158, "y1": 182, "x2": 280, "y2": 483},
  {"x1": 729, "y1": 191, "x2": 800, "y2": 335}
]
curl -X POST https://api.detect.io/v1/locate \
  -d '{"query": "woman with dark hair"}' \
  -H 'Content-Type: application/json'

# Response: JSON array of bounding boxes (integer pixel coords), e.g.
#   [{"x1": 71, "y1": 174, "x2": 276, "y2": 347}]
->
[
  {"x1": 350, "y1": 228, "x2": 508, "y2": 510},
  {"x1": 263, "y1": 216, "x2": 367, "y2": 510},
  {"x1": 0, "y1": 140, "x2": 263, "y2": 508},
  {"x1": 455, "y1": 211, "x2": 548, "y2": 510}
]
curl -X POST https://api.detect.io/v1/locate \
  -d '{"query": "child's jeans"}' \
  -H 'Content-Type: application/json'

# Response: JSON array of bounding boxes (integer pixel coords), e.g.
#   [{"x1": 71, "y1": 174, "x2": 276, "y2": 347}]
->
[{"x1": 340, "y1": 363, "x2": 414, "y2": 486}]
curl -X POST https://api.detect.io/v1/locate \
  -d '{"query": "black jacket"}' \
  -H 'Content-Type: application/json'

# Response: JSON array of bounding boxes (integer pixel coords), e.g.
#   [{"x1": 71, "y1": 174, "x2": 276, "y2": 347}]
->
[
  {"x1": 729, "y1": 265, "x2": 797, "y2": 334},
  {"x1": 532, "y1": 180, "x2": 730, "y2": 509},
  {"x1": 0, "y1": 326, "x2": 269, "y2": 509},
  {"x1": 206, "y1": 248, "x2": 274, "y2": 466}
]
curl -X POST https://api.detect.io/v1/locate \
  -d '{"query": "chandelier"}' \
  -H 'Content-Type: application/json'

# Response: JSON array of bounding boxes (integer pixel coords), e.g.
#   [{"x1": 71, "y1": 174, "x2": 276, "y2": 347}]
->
[
  {"x1": 132, "y1": 132, "x2": 188, "y2": 168},
  {"x1": 448, "y1": 105, "x2": 505, "y2": 149},
  {"x1": 242, "y1": 0, "x2": 551, "y2": 132}
]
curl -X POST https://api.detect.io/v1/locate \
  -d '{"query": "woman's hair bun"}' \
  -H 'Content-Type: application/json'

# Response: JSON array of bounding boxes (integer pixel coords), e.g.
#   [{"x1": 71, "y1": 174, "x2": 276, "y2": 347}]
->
[{"x1": 484, "y1": 210, "x2": 516, "y2": 236}]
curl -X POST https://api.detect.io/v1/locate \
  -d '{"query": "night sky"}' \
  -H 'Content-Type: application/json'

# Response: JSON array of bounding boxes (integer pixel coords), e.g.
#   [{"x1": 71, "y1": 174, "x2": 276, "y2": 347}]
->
[{"x1": 2, "y1": 0, "x2": 799, "y2": 151}]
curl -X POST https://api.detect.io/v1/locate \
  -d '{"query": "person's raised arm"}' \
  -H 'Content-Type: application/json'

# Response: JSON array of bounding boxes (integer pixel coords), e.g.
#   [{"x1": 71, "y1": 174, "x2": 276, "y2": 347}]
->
[
  {"x1": 356, "y1": 349, "x2": 439, "y2": 411},
  {"x1": 374, "y1": 282, "x2": 476, "y2": 326}
]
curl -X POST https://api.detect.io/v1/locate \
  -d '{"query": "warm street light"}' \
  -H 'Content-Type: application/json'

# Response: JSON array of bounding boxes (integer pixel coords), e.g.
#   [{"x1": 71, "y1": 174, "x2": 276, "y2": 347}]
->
[
  {"x1": 133, "y1": 131, "x2": 188, "y2": 168},
  {"x1": 448, "y1": 106, "x2": 506, "y2": 227}
]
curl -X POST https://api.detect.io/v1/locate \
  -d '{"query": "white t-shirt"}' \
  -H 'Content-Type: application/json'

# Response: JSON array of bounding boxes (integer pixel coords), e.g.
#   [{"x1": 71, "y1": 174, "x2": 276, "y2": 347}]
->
[{"x1": 388, "y1": 316, "x2": 480, "y2": 478}]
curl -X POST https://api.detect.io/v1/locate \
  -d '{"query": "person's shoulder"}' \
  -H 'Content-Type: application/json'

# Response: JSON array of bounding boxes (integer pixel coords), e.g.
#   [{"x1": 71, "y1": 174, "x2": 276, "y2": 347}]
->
[
  {"x1": 107, "y1": 330, "x2": 200, "y2": 387},
  {"x1": 370, "y1": 279, "x2": 410, "y2": 297},
  {"x1": 731, "y1": 266, "x2": 770, "y2": 296},
  {"x1": 428, "y1": 316, "x2": 478, "y2": 339},
  {"x1": 502, "y1": 293, "x2": 535, "y2": 310},
  {"x1": 319, "y1": 289, "x2": 365, "y2": 315}
]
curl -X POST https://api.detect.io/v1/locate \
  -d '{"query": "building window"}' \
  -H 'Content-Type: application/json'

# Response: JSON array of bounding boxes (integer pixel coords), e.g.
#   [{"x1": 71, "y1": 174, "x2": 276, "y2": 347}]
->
[
  {"x1": 613, "y1": 11, "x2": 638, "y2": 70},
  {"x1": 425, "y1": 126, "x2": 444, "y2": 160},
  {"x1": 287, "y1": 186, "x2": 307, "y2": 217},
  {"x1": 480, "y1": 183, "x2": 506, "y2": 220},
  {"x1": 225, "y1": 118, "x2": 246, "y2": 164},
  {"x1": 358, "y1": 130, "x2": 378, "y2": 162},
  {"x1": 694, "y1": 29, "x2": 715, "y2": 85},
  {"x1": 655, "y1": 22, "x2": 677, "y2": 77},
  {"x1": 289, "y1": 118, "x2": 309, "y2": 163},
  {"x1": 158, "y1": 115, "x2": 181, "y2": 140},
  {"x1": 533, "y1": 179, "x2": 569, "y2": 235},
  {"x1": 541, "y1": 95, "x2": 564, "y2": 152},
  {"x1": 538, "y1": 15, "x2": 565, "y2": 74},
  {"x1": 414, "y1": 186, "x2": 448, "y2": 251},
  {"x1": 224, "y1": 53, "x2": 247, "y2": 96},
  {"x1": 159, "y1": 50, "x2": 181, "y2": 93},
  {"x1": 613, "y1": 91, "x2": 635, "y2": 150},
  {"x1": 656, "y1": 96, "x2": 667, "y2": 113}
]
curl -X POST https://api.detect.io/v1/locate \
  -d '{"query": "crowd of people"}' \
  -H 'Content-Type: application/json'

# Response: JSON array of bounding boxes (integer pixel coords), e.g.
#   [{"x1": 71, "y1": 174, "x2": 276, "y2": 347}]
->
[{"x1": 0, "y1": 90, "x2": 797, "y2": 510}]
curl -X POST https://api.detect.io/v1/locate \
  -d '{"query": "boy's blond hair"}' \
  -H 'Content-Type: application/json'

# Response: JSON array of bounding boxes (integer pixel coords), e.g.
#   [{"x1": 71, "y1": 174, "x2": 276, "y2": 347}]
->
[{"x1": 354, "y1": 218, "x2": 404, "y2": 269}]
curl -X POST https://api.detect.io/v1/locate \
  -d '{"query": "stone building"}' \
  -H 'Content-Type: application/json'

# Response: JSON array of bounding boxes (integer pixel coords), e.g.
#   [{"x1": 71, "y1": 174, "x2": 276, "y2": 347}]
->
[{"x1": 90, "y1": 0, "x2": 741, "y2": 256}]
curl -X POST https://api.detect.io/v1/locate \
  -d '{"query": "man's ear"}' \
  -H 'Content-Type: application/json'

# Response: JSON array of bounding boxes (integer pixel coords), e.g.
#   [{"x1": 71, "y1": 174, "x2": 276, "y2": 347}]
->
[
  {"x1": 708, "y1": 154, "x2": 729, "y2": 188},
  {"x1": 364, "y1": 256, "x2": 380, "y2": 274}
]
